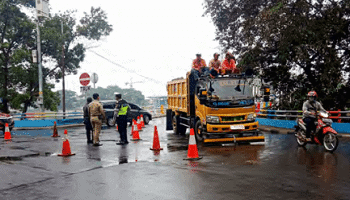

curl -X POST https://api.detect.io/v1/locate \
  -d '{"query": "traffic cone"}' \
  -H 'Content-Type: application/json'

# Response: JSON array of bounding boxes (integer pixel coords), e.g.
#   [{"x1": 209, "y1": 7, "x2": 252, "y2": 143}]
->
[
  {"x1": 116, "y1": 124, "x2": 118, "y2": 131},
  {"x1": 184, "y1": 128, "x2": 202, "y2": 160},
  {"x1": 141, "y1": 114, "x2": 145, "y2": 128},
  {"x1": 4, "y1": 123, "x2": 11, "y2": 140},
  {"x1": 52, "y1": 121, "x2": 60, "y2": 137},
  {"x1": 58, "y1": 129, "x2": 75, "y2": 156},
  {"x1": 150, "y1": 126, "x2": 163, "y2": 151},
  {"x1": 131, "y1": 119, "x2": 141, "y2": 141},
  {"x1": 137, "y1": 116, "x2": 142, "y2": 132}
]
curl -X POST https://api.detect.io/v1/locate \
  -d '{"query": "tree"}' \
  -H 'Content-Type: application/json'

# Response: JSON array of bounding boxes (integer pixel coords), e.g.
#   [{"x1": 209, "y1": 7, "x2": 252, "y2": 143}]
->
[
  {"x1": 0, "y1": 0, "x2": 59, "y2": 113},
  {"x1": 57, "y1": 90, "x2": 78, "y2": 111},
  {"x1": 40, "y1": 7, "x2": 113, "y2": 113},
  {"x1": 204, "y1": 0, "x2": 350, "y2": 110},
  {"x1": 83, "y1": 85, "x2": 148, "y2": 107}
]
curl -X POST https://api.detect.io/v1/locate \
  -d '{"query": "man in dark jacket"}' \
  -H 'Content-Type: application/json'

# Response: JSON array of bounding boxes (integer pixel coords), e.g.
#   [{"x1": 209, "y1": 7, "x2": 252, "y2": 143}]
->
[
  {"x1": 115, "y1": 93, "x2": 131, "y2": 145},
  {"x1": 83, "y1": 97, "x2": 93, "y2": 144}
]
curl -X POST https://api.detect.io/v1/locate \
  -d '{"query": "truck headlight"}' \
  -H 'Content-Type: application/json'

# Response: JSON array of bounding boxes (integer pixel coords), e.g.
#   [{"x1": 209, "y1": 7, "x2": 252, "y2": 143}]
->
[
  {"x1": 206, "y1": 116, "x2": 220, "y2": 124},
  {"x1": 247, "y1": 113, "x2": 256, "y2": 121}
]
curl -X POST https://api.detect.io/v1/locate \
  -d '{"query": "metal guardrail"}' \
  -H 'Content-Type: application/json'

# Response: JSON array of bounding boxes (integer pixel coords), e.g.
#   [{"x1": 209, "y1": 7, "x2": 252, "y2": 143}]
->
[
  {"x1": 256, "y1": 109, "x2": 350, "y2": 122},
  {"x1": 12, "y1": 112, "x2": 84, "y2": 120}
]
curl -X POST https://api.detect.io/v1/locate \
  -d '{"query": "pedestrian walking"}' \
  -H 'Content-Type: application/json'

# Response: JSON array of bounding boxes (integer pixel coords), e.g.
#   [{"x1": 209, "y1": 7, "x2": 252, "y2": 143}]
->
[
  {"x1": 89, "y1": 93, "x2": 106, "y2": 146},
  {"x1": 83, "y1": 97, "x2": 93, "y2": 144},
  {"x1": 115, "y1": 93, "x2": 131, "y2": 145}
]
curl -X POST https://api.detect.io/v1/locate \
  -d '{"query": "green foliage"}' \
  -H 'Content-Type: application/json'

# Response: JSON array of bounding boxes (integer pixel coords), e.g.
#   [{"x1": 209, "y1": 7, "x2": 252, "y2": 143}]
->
[
  {"x1": 85, "y1": 86, "x2": 148, "y2": 107},
  {"x1": 0, "y1": 2, "x2": 112, "y2": 113},
  {"x1": 204, "y1": 0, "x2": 350, "y2": 110}
]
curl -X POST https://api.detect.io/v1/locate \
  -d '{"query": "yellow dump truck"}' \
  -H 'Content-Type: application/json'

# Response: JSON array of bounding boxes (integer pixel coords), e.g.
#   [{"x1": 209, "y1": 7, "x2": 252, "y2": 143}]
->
[{"x1": 166, "y1": 71, "x2": 265, "y2": 143}]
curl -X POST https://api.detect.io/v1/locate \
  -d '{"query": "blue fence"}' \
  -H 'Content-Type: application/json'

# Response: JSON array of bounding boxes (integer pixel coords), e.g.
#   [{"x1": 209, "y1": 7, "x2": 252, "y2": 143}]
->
[{"x1": 14, "y1": 118, "x2": 84, "y2": 128}]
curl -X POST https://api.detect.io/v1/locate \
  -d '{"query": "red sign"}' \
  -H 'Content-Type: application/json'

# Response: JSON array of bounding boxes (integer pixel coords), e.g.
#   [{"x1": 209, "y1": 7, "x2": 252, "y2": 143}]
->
[{"x1": 79, "y1": 73, "x2": 90, "y2": 86}]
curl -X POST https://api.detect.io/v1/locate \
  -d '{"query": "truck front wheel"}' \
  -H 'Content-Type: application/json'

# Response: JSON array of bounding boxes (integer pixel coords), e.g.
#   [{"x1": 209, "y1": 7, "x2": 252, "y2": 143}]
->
[{"x1": 195, "y1": 120, "x2": 204, "y2": 143}]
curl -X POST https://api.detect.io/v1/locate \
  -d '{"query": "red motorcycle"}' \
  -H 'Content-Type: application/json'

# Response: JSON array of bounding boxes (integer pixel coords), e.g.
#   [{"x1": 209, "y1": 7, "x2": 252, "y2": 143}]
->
[{"x1": 295, "y1": 111, "x2": 339, "y2": 152}]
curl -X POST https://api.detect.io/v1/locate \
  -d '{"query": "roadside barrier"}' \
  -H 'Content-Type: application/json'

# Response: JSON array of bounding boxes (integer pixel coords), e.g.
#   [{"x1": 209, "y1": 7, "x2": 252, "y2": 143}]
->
[
  {"x1": 184, "y1": 128, "x2": 202, "y2": 160},
  {"x1": 131, "y1": 119, "x2": 141, "y2": 141},
  {"x1": 137, "y1": 116, "x2": 142, "y2": 132},
  {"x1": 52, "y1": 121, "x2": 59, "y2": 137},
  {"x1": 150, "y1": 126, "x2": 163, "y2": 151},
  {"x1": 58, "y1": 130, "x2": 75, "y2": 157},
  {"x1": 4, "y1": 123, "x2": 12, "y2": 140}
]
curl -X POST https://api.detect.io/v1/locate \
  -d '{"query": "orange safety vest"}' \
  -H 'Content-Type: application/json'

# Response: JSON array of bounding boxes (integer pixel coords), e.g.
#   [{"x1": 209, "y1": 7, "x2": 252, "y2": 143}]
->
[{"x1": 192, "y1": 58, "x2": 207, "y2": 70}]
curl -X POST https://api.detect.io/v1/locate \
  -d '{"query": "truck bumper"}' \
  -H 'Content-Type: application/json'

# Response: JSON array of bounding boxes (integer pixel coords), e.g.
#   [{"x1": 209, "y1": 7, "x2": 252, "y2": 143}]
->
[{"x1": 203, "y1": 121, "x2": 264, "y2": 143}]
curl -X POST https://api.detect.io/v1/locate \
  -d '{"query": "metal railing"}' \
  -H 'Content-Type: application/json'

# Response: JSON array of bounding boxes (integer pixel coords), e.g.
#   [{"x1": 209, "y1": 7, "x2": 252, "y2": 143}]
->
[
  {"x1": 12, "y1": 112, "x2": 83, "y2": 120},
  {"x1": 256, "y1": 109, "x2": 350, "y2": 122}
]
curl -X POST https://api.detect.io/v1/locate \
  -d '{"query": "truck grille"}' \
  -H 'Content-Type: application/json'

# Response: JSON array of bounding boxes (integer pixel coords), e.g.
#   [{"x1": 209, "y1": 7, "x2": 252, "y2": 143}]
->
[{"x1": 221, "y1": 116, "x2": 245, "y2": 122}]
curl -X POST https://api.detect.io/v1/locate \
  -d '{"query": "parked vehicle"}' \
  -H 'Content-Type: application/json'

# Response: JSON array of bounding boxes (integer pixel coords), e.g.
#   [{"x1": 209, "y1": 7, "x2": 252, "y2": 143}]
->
[
  {"x1": 0, "y1": 113, "x2": 15, "y2": 133},
  {"x1": 295, "y1": 111, "x2": 339, "y2": 152},
  {"x1": 101, "y1": 100, "x2": 152, "y2": 127},
  {"x1": 166, "y1": 70, "x2": 264, "y2": 144}
]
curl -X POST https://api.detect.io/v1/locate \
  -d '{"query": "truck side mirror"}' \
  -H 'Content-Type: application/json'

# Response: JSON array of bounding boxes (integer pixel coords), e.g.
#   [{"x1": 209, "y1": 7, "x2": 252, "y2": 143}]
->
[{"x1": 198, "y1": 88, "x2": 207, "y2": 104}]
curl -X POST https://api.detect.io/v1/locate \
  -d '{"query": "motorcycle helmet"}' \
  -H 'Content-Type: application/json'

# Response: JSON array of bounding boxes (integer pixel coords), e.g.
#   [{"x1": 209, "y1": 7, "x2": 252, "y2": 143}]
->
[{"x1": 307, "y1": 91, "x2": 317, "y2": 102}]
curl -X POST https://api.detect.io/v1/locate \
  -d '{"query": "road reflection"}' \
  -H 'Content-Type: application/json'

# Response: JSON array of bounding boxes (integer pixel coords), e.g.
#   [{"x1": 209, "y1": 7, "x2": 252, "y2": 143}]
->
[
  {"x1": 118, "y1": 145, "x2": 128, "y2": 164},
  {"x1": 202, "y1": 144, "x2": 265, "y2": 166}
]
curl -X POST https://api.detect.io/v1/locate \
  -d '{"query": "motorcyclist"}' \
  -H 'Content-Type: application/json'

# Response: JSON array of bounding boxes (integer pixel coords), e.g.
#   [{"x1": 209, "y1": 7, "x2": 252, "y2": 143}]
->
[{"x1": 302, "y1": 91, "x2": 327, "y2": 141}]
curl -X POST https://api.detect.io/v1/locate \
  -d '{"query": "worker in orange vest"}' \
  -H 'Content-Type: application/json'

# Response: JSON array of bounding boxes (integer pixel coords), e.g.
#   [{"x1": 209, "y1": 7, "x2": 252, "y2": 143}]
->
[
  {"x1": 209, "y1": 53, "x2": 221, "y2": 78},
  {"x1": 191, "y1": 53, "x2": 207, "y2": 80},
  {"x1": 221, "y1": 52, "x2": 238, "y2": 75}
]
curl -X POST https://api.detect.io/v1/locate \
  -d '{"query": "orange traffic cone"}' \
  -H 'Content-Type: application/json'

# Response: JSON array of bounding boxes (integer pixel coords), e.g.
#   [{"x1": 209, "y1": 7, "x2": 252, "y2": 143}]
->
[
  {"x1": 58, "y1": 129, "x2": 75, "y2": 156},
  {"x1": 52, "y1": 121, "x2": 60, "y2": 137},
  {"x1": 140, "y1": 114, "x2": 145, "y2": 128},
  {"x1": 131, "y1": 119, "x2": 141, "y2": 141},
  {"x1": 4, "y1": 123, "x2": 11, "y2": 140},
  {"x1": 137, "y1": 116, "x2": 142, "y2": 132},
  {"x1": 184, "y1": 128, "x2": 202, "y2": 160},
  {"x1": 150, "y1": 126, "x2": 163, "y2": 151},
  {"x1": 116, "y1": 124, "x2": 118, "y2": 131}
]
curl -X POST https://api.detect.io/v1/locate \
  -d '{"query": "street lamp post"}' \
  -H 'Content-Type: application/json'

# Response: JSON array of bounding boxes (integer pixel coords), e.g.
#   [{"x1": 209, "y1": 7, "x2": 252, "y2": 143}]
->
[{"x1": 35, "y1": 0, "x2": 49, "y2": 112}]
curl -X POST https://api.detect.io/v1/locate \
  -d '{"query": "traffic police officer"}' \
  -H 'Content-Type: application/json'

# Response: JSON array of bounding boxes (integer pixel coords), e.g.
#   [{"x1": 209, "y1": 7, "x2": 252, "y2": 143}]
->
[
  {"x1": 89, "y1": 93, "x2": 106, "y2": 146},
  {"x1": 115, "y1": 93, "x2": 130, "y2": 145}
]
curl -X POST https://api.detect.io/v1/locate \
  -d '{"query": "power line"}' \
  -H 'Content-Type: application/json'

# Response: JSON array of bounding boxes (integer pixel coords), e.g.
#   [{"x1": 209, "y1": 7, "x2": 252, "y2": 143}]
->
[{"x1": 88, "y1": 50, "x2": 164, "y2": 85}]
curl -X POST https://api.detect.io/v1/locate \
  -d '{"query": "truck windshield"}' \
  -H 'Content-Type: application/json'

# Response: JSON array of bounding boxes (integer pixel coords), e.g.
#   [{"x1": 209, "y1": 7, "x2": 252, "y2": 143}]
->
[{"x1": 209, "y1": 78, "x2": 254, "y2": 100}]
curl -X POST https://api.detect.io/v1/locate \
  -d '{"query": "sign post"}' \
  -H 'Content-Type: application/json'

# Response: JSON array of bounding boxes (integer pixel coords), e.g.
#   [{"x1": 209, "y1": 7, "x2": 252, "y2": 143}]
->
[
  {"x1": 80, "y1": 73, "x2": 91, "y2": 99},
  {"x1": 91, "y1": 73, "x2": 98, "y2": 89}
]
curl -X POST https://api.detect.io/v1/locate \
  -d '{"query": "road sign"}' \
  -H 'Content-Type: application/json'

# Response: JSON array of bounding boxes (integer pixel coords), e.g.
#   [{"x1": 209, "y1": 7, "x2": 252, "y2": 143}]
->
[
  {"x1": 79, "y1": 73, "x2": 90, "y2": 86},
  {"x1": 80, "y1": 86, "x2": 91, "y2": 93},
  {"x1": 91, "y1": 73, "x2": 98, "y2": 84},
  {"x1": 36, "y1": 0, "x2": 49, "y2": 17}
]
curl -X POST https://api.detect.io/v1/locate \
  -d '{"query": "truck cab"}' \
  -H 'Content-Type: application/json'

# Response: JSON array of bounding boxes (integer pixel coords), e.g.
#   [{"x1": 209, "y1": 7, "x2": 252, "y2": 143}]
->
[{"x1": 167, "y1": 71, "x2": 264, "y2": 144}]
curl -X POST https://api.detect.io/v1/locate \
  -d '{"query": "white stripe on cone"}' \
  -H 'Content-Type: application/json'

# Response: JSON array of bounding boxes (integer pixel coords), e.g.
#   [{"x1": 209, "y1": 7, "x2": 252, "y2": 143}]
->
[
  {"x1": 189, "y1": 135, "x2": 196, "y2": 145},
  {"x1": 5, "y1": 124, "x2": 10, "y2": 133}
]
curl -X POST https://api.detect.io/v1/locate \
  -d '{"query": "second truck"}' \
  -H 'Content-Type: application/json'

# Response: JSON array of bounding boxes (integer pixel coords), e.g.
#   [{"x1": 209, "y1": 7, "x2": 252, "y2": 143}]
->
[{"x1": 166, "y1": 70, "x2": 264, "y2": 143}]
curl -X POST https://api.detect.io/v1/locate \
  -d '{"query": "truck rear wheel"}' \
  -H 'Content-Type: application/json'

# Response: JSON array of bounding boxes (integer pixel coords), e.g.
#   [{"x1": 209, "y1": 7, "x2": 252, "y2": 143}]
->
[
  {"x1": 173, "y1": 115, "x2": 186, "y2": 135},
  {"x1": 195, "y1": 120, "x2": 204, "y2": 143}
]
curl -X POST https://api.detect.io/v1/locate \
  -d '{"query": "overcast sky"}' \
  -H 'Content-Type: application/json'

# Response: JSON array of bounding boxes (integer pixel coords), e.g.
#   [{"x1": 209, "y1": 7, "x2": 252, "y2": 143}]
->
[{"x1": 49, "y1": 0, "x2": 221, "y2": 98}]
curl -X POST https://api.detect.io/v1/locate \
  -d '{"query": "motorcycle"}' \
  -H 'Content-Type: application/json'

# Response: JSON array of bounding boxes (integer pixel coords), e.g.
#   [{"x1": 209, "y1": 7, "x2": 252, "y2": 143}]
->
[{"x1": 295, "y1": 111, "x2": 339, "y2": 152}]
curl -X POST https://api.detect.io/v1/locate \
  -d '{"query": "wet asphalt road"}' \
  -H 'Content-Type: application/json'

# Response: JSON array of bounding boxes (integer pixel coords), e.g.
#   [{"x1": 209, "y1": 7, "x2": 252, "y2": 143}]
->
[{"x1": 1, "y1": 117, "x2": 350, "y2": 200}]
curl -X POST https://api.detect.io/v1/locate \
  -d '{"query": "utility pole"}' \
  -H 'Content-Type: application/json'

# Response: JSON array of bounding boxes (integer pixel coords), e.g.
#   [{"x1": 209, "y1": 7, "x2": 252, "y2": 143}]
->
[
  {"x1": 61, "y1": 21, "x2": 66, "y2": 118},
  {"x1": 35, "y1": 0, "x2": 49, "y2": 113},
  {"x1": 36, "y1": 10, "x2": 44, "y2": 112}
]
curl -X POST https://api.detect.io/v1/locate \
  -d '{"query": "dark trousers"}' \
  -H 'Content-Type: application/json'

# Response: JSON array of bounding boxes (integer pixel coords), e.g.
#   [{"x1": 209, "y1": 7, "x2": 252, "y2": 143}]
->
[
  {"x1": 117, "y1": 115, "x2": 128, "y2": 143},
  {"x1": 303, "y1": 117, "x2": 315, "y2": 138},
  {"x1": 84, "y1": 118, "x2": 93, "y2": 142}
]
